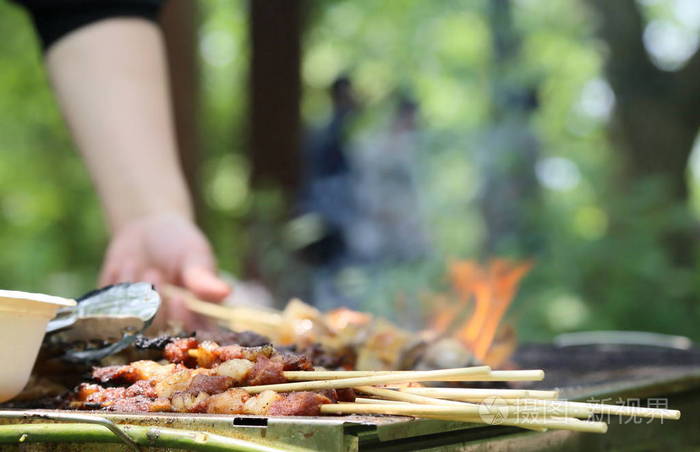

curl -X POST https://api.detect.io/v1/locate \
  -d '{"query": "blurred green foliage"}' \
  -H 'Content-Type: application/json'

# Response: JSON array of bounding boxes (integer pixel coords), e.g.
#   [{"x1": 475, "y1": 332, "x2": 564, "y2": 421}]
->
[
  {"x1": 0, "y1": 0, "x2": 699, "y2": 341},
  {"x1": 0, "y1": 4, "x2": 106, "y2": 297}
]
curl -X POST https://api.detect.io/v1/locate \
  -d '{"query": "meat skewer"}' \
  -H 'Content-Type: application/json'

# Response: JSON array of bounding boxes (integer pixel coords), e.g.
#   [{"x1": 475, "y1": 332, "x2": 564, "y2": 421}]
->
[
  {"x1": 63, "y1": 336, "x2": 681, "y2": 436},
  {"x1": 70, "y1": 337, "x2": 353, "y2": 415}
]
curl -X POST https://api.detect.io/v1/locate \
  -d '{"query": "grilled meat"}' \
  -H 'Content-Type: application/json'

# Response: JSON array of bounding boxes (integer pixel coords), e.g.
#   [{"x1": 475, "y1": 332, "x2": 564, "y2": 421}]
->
[
  {"x1": 70, "y1": 381, "x2": 339, "y2": 415},
  {"x1": 67, "y1": 338, "x2": 346, "y2": 415}
]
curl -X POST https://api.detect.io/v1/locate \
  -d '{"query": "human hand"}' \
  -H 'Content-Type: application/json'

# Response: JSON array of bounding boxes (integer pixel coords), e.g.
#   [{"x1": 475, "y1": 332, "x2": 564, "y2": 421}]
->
[{"x1": 99, "y1": 213, "x2": 231, "y2": 330}]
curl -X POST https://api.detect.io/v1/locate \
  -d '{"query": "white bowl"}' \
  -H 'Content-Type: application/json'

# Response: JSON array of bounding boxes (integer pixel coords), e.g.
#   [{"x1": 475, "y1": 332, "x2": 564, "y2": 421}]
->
[{"x1": 0, "y1": 290, "x2": 76, "y2": 402}]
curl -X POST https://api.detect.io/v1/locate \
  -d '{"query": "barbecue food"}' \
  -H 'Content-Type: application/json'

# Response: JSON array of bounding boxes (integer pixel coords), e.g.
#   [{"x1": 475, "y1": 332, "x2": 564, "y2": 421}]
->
[
  {"x1": 33, "y1": 336, "x2": 686, "y2": 435},
  {"x1": 73, "y1": 383, "x2": 342, "y2": 416},
  {"x1": 176, "y1": 260, "x2": 534, "y2": 371},
  {"x1": 67, "y1": 338, "x2": 354, "y2": 415},
  {"x1": 185, "y1": 295, "x2": 481, "y2": 372}
]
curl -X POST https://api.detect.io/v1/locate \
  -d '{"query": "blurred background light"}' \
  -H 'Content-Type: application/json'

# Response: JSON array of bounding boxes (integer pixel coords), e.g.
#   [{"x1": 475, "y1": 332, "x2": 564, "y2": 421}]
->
[
  {"x1": 575, "y1": 78, "x2": 614, "y2": 122},
  {"x1": 536, "y1": 157, "x2": 581, "y2": 191},
  {"x1": 643, "y1": 19, "x2": 699, "y2": 70},
  {"x1": 200, "y1": 28, "x2": 237, "y2": 68}
]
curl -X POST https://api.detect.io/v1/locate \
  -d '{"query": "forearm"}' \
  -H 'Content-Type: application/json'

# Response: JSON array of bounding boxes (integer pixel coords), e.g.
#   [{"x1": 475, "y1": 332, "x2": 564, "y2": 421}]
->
[{"x1": 45, "y1": 18, "x2": 192, "y2": 233}]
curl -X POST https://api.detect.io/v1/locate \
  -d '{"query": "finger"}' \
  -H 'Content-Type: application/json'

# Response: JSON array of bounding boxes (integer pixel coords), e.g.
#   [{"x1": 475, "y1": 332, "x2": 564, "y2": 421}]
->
[
  {"x1": 98, "y1": 245, "x2": 122, "y2": 287},
  {"x1": 98, "y1": 263, "x2": 118, "y2": 287},
  {"x1": 181, "y1": 267, "x2": 231, "y2": 302},
  {"x1": 115, "y1": 261, "x2": 140, "y2": 284},
  {"x1": 141, "y1": 268, "x2": 164, "y2": 289},
  {"x1": 180, "y1": 253, "x2": 231, "y2": 302}
]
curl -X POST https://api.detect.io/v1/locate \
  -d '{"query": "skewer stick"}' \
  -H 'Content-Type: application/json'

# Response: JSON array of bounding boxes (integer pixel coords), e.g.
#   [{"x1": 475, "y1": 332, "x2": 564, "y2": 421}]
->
[
  {"x1": 355, "y1": 386, "x2": 472, "y2": 407},
  {"x1": 395, "y1": 392, "x2": 680, "y2": 420},
  {"x1": 283, "y1": 371, "x2": 391, "y2": 380},
  {"x1": 393, "y1": 390, "x2": 680, "y2": 420},
  {"x1": 321, "y1": 402, "x2": 480, "y2": 417},
  {"x1": 164, "y1": 284, "x2": 283, "y2": 327},
  {"x1": 240, "y1": 366, "x2": 490, "y2": 393},
  {"x1": 283, "y1": 369, "x2": 544, "y2": 382},
  {"x1": 320, "y1": 404, "x2": 606, "y2": 433},
  {"x1": 350, "y1": 399, "x2": 547, "y2": 432},
  {"x1": 460, "y1": 397, "x2": 566, "y2": 406},
  {"x1": 464, "y1": 370, "x2": 544, "y2": 381},
  {"x1": 355, "y1": 397, "x2": 409, "y2": 405},
  {"x1": 514, "y1": 399, "x2": 681, "y2": 420},
  {"x1": 401, "y1": 387, "x2": 559, "y2": 400},
  {"x1": 321, "y1": 402, "x2": 593, "y2": 420},
  {"x1": 396, "y1": 393, "x2": 594, "y2": 418},
  {"x1": 355, "y1": 394, "x2": 608, "y2": 431}
]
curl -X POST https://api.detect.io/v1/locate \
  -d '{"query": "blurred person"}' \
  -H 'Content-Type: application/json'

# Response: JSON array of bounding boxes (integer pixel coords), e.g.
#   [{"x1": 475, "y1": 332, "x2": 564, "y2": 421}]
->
[
  {"x1": 11, "y1": 0, "x2": 230, "y2": 326},
  {"x1": 346, "y1": 95, "x2": 431, "y2": 323},
  {"x1": 350, "y1": 95, "x2": 430, "y2": 263},
  {"x1": 296, "y1": 75, "x2": 359, "y2": 310}
]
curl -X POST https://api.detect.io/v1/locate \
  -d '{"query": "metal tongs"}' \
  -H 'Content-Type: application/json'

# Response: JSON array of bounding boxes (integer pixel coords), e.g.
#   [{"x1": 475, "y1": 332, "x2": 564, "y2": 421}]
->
[{"x1": 45, "y1": 282, "x2": 160, "y2": 362}]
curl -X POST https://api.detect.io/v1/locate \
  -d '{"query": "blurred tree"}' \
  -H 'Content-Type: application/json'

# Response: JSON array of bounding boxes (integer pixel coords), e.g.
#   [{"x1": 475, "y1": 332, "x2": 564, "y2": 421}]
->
[
  {"x1": 479, "y1": 0, "x2": 543, "y2": 257},
  {"x1": 161, "y1": 0, "x2": 204, "y2": 219},
  {"x1": 244, "y1": 0, "x2": 308, "y2": 299},
  {"x1": 585, "y1": 0, "x2": 700, "y2": 266},
  {"x1": 0, "y1": 3, "x2": 106, "y2": 296},
  {"x1": 248, "y1": 0, "x2": 304, "y2": 196}
]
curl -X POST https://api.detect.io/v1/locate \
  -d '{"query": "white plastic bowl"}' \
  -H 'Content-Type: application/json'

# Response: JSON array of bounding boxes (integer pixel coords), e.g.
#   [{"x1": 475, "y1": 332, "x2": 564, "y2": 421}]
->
[{"x1": 0, "y1": 290, "x2": 75, "y2": 402}]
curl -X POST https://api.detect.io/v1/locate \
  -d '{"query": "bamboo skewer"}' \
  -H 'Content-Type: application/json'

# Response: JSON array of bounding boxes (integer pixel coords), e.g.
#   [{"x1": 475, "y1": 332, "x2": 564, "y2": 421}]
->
[
  {"x1": 322, "y1": 402, "x2": 594, "y2": 420},
  {"x1": 283, "y1": 370, "x2": 405, "y2": 380},
  {"x1": 304, "y1": 368, "x2": 676, "y2": 432},
  {"x1": 283, "y1": 369, "x2": 544, "y2": 382},
  {"x1": 463, "y1": 370, "x2": 544, "y2": 381},
  {"x1": 355, "y1": 390, "x2": 595, "y2": 419},
  {"x1": 401, "y1": 387, "x2": 559, "y2": 400},
  {"x1": 164, "y1": 284, "x2": 282, "y2": 337},
  {"x1": 349, "y1": 398, "x2": 604, "y2": 433},
  {"x1": 355, "y1": 386, "x2": 472, "y2": 407},
  {"x1": 163, "y1": 285, "x2": 283, "y2": 327},
  {"x1": 351, "y1": 398, "x2": 549, "y2": 432},
  {"x1": 397, "y1": 389, "x2": 680, "y2": 420},
  {"x1": 320, "y1": 404, "x2": 607, "y2": 434},
  {"x1": 510, "y1": 399, "x2": 681, "y2": 420},
  {"x1": 241, "y1": 366, "x2": 491, "y2": 393},
  {"x1": 355, "y1": 397, "x2": 409, "y2": 405},
  {"x1": 320, "y1": 402, "x2": 486, "y2": 418},
  {"x1": 250, "y1": 366, "x2": 678, "y2": 424},
  {"x1": 353, "y1": 389, "x2": 569, "y2": 434}
]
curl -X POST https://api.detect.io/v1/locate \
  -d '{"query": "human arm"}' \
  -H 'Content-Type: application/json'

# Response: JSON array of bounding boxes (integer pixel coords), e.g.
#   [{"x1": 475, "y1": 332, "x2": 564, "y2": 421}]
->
[{"x1": 40, "y1": 16, "x2": 229, "y2": 323}]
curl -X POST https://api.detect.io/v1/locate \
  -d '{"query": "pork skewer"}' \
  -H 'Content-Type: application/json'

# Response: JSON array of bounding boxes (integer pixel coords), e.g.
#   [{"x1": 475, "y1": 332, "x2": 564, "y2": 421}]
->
[{"x1": 66, "y1": 336, "x2": 681, "y2": 436}]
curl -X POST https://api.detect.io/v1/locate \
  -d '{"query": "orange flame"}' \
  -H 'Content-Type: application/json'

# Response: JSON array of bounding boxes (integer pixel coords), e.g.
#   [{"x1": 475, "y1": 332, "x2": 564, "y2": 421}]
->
[{"x1": 428, "y1": 259, "x2": 532, "y2": 367}]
